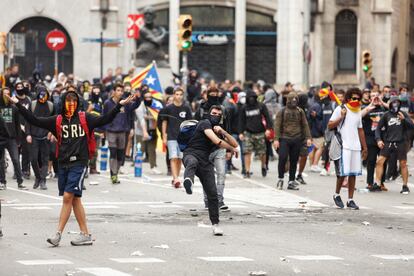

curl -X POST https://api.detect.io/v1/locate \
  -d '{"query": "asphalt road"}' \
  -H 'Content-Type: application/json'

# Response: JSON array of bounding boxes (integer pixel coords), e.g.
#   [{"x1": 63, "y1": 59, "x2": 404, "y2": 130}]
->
[{"x1": 1, "y1": 151, "x2": 414, "y2": 276}]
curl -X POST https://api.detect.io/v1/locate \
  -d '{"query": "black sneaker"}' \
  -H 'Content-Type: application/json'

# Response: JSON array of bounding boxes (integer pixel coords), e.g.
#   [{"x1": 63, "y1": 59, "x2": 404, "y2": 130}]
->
[
  {"x1": 183, "y1": 177, "x2": 193, "y2": 195},
  {"x1": 18, "y1": 183, "x2": 28, "y2": 190},
  {"x1": 287, "y1": 181, "x2": 299, "y2": 190},
  {"x1": 39, "y1": 180, "x2": 47, "y2": 190},
  {"x1": 219, "y1": 202, "x2": 229, "y2": 211},
  {"x1": 333, "y1": 195, "x2": 344, "y2": 209},
  {"x1": 243, "y1": 172, "x2": 251, "y2": 179},
  {"x1": 33, "y1": 178, "x2": 41, "y2": 189},
  {"x1": 372, "y1": 183, "x2": 381, "y2": 192},
  {"x1": 400, "y1": 185, "x2": 410, "y2": 195},
  {"x1": 346, "y1": 200, "x2": 359, "y2": 210},
  {"x1": 296, "y1": 175, "x2": 307, "y2": 185},
  {"x1": 261, "y1": 167, "x2": 267, "y2": 177},
  {"x1": 276, "y1": 179, "x2": 283, "y2": 190},
  {"x1": 0, "y1": 183, "x2": 6, "y2": 190}
]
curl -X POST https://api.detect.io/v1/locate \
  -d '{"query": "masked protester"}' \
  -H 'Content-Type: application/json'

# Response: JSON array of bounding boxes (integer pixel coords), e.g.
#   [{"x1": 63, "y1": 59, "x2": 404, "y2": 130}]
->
[
  {"x1": 26, "y1": 85, "x2": 54, "y2": 190},
  {"x1": 87, "y1": 84, "x2": 104, "y2": 174},
  {"x1": 0, "y1": 87, "x2": 26, "y2": 190},
  {"x1": 328, "y1": 88, "x2": 368, "y2": 210},
  {"x1": 374, "y1": 96, "x2": 414, "y2": 195},
  {"x1": 273, "y1": 92, "x2": 311, "y2": 190},
  {"x1": 10, "y1": 84, "x2": 137, "y2": 247},
  {"x1": 182, "y1": 105, "x2": 239, "y2": 236},
  {"x1": 13, "y1": 82, "x2": 33, "y2": 179},
  {"x1": 104, "y1": 83, "x2": 141, "y2": 184}
]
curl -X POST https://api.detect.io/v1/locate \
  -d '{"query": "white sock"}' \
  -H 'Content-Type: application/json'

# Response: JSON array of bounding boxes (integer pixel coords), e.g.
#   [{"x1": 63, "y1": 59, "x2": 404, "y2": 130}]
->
[
  {"x1": 348, "y1": 198, "x2": 353, "y2": 202},
  {"x1": 334, "y1": 193, "x2": 340, "y2": 198}
]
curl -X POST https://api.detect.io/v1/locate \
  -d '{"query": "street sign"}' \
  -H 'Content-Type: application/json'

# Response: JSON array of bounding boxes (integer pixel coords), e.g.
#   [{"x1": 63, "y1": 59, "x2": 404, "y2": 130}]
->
[
  {"x1": 46, "y1": 29, "x2": 67, "y2": 51},
  {"x1": 127, "y1": 14, "x2": 144, "y2": 39}
]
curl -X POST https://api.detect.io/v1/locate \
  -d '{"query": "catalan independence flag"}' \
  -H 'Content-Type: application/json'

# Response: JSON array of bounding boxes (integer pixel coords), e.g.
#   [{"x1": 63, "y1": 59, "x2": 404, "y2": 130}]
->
[{"x1": 130, "y1": 61, "x2": 163, "y2": 101}]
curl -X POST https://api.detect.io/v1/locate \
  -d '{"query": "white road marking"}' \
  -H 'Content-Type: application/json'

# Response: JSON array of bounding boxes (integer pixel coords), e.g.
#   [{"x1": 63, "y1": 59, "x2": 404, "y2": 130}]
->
[
  {"x1": 147, "y1": 204, "x2": 183, "y2": 208},
  {"x1": 78, "y1": 267, "x2": 131, "y2": 276},
  {"x1": 372, "y1": 255, "x2": 414, "y2": 260},
  {"x1": 287, "y1": 255, "x2": 344, "y2": 261},
  {"x1": 17, "y1": 259, "x2": 73, "y2": 265},
  {"x1": 7, "y1": 187, "x2": 61, "y2": 200},
  {"x1": 83, "y1": 205, "x2": 119, "y2": 209},
  {"x1": 392, "y1": 206, "x2": 414, "y2": 210},
  {"x1": 226, "y1": 204, "x2": 248, "y2": 209},
  {"x1": 110, "y1": 258, "x2": 165, "y2": 263},
  {"x1": 197, "y1": 256, "x2": 254, "y2": 262},
  {"x1": 12, "y1": 206, "x2": 52, "y2": 210}
]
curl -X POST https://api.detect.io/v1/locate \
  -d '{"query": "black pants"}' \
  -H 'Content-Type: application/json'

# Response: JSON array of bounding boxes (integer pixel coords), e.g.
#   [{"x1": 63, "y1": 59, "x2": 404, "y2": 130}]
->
[
  {"x1": 31, "y1": 139, "x2": 49, "y2": 181},
  {"x1": 386, "y1": 150, "x2": 399, "y2": 179},
  {"x1": 0, "y1": 139, "x2": 23, "y2": 184},
  {"x1": 49, "y1": 141, "x2": 59, "y2": 174},
  {"x1": 19, "y1": 138, "x2": 31, "y2": 174},
  {"x1": 183, "y1": 153, "x2": 219, "y2": 225},
  {"x1": 278, "y1": 138, "x2": 302, "y2": 181},
  {"x1": 366, "y1": 144, "x2": 386, "y2": 185},
  {"x1": 265, "y1": 139, "x2": 273, "y2": 169}
]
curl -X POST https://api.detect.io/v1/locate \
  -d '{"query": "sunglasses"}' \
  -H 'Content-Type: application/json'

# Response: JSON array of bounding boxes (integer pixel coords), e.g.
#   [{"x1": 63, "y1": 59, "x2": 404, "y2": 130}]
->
[{"x1": 351, "y1": 97, "x2": 360, "y2": 101}]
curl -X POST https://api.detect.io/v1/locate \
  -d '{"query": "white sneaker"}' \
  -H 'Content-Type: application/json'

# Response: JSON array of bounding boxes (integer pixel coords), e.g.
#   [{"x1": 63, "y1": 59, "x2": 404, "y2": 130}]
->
[
  {"x1": 320, "y1": 169, "x2": 328, "y2": 176},
  {"x1": 212, "y1": 224, "x2": 223, "y2": 236},
  {"x1": 310, "y1": 165, "x2": 322, "y2": 173},
  {"x1": 151, "y1": 168, "x2": 162, "y2": 175}
]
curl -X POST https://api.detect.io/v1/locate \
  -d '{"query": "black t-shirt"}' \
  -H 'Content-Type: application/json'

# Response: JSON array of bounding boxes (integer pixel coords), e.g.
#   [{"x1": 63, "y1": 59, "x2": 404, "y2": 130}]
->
[
  {"x1": 184, "y1": 119, "x2": 215, "y2": 158},
  {"x1": 163, "y1": 103, "x2": 192, "y2": 140},
  {"x1": 362, "y1": 105, "x2": 386, "y2": 145}
]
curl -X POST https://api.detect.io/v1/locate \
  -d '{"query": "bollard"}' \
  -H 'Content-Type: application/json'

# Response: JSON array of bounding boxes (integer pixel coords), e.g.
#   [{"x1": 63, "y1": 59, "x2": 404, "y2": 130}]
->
[
  {"x1": 100, "y1": 146, "x2": 108, "y2": 171},
  {"x1": 135, "y1": 143, "x2": 143, "y2": 177}
]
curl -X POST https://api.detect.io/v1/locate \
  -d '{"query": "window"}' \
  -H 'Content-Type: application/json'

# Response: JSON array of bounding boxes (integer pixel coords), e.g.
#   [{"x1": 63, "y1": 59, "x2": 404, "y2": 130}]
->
[{"x1": 335, "y1": 10, "x2": 357, "y2": 73}]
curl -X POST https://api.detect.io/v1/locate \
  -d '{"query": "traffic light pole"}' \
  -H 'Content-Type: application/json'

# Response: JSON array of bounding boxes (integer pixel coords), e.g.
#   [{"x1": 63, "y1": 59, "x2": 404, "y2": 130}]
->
[{"x1": 182, "y1": 51, "x2": 189, "y2": 98}]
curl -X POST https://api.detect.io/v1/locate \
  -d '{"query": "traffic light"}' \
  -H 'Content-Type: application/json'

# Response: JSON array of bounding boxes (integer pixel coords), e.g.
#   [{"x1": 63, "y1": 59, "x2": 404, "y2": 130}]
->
[
  {"x1": 177, "y1": 15, "x2": 193, "y2": 51},
  {"x1": 362, "y1": 50, "x2": 372, "y2": 77},
  {"x1": 0, "y1": 32, "x2": 7, "y2": 54}
]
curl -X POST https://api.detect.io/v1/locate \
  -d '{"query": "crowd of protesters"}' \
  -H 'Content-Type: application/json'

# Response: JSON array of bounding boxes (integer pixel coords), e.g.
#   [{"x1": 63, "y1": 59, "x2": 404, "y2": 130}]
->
[{"x1": 1, "y1": 64, "x2": 413, "y2": 235}]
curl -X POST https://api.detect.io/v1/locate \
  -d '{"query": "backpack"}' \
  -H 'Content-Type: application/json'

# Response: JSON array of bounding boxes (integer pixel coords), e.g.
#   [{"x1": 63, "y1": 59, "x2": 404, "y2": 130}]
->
[
  {"x1": 177, "y1": 120, "x2": 199, "y2": 151},
  {"x1": 55, "y1": 111, "x2": 96, "y2": 159},
  {"x1": 31, "y1": 100, "x2": 54, "y2": 114}
]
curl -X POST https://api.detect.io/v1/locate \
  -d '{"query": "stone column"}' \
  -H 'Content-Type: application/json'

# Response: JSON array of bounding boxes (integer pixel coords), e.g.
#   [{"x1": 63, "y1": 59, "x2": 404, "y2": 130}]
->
[
  {"x1": 169, "y1": 0, "x2": 180, "y2": 73},
  {"x1": 277, "y1": 0, "x2": 304, "y2": 88},
  {"x1": 235, "y1": 0, "x2": 246, "y2": 82}
]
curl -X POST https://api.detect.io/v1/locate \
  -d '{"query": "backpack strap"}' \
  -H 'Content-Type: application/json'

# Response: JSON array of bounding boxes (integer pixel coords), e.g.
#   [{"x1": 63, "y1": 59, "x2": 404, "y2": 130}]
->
[
  {"x1": 280, "y1": 107, "x2": 286, "y2": 137},
  {"x1": 55, "y1": 115, "x2": 63, "y2": 158},
  {"x1": 78, "y1": 111, "x2": 96, "y2": 159}
]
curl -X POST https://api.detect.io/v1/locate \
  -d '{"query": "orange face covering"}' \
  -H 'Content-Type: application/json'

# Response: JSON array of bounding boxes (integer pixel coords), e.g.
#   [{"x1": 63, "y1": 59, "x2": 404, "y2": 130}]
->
[
  {"x1": 38, "y1": 91, "x2": 48, "y2": 103},
  {"x1": 346, "y1": 100, "x2": 361, "y2": 112},
  {"x1": 65, "y1": 100, "x2": 77, "y2": 118}
]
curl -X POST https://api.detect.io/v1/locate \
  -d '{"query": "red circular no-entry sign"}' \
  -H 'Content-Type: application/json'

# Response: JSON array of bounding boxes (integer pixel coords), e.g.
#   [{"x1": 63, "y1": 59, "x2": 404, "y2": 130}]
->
[{"x1": 46, "y1": 29, "x2": 67, "y2": 51}]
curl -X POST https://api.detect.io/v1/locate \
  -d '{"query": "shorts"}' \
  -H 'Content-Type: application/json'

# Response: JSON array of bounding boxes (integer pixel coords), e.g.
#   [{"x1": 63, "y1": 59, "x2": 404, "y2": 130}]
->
[
  {"x1": 243, "y1": 132, "x2": 266, "y2": 155},
  {"x1": 380, "y1": 142, "x2": 407, "y2": 161},
  {"x1": 334, "y1": 149, "x2": 362, "y2": 177},
  {"x1": 58, "y1": 165, "x2": 87, "y2": 197},
  {"x1": 312, "y1": 137, "x2": 325, "y2": 149},
  {"x1": 106, "y1": 131, "x2": 126, "y2": 149},
  {"x1": 167, "y1": 140, "x2": 183, "y2": 159}
]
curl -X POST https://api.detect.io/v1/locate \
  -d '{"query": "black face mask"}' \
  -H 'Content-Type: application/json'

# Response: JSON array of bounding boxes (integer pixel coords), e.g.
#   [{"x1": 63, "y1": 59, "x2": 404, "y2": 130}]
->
[
  {"x1": 322, "y1": 97, "x2": 330, "y2": 105},
  {"x1": 209, "y1": 114, "x2": 221, "y2": 126},
  {"x1": 16, "y1": 88, "x2": 25, "y2": 96},
  {"x1": 207, "y1": 95, "x2": 220, "y2": 105},
  {"x1": 287, "y1": 98, "x2": 298, "y2": 109},
  {"x1": 391, "y1": 102, "x2": 400, "y2": 113},
  {"x1": 144, "y1": 100, "x2": 152, "y2": 106},
  {"x1": 247, "y1": 97, "x2": 257, "y2": 106}
]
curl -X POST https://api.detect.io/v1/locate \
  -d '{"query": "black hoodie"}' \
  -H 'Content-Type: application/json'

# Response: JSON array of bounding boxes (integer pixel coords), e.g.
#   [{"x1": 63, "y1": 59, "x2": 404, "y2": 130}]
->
[
  {"x1": 239, "y1": 90, "x2": 273, "y2": 134},
  {"x1": 0, "y1": 90, "x2": 21, "y2": 139},
  {"x1": 16, "y1": 91, "x2": 122, "y2": 168},
  {"x1": 26, "y1": 88, "x2": 54, "y2": 139}
]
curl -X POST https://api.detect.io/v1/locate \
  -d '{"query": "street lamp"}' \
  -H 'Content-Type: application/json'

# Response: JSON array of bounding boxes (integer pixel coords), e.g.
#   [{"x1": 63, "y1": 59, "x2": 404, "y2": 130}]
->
[{"x1": 99, "y1": 0, "x2": 110, "y2": 79}]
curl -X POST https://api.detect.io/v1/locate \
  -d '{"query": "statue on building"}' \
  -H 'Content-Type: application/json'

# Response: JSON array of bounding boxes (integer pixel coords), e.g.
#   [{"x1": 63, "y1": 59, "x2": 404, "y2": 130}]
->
[{"x1": 134, "y1": 6, "x2": 169, "y2": 68}]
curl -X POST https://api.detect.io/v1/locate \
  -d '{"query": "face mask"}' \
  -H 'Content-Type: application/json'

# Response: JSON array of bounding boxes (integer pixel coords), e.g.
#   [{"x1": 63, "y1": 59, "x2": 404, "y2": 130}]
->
[
  {"x1": 209, "y1": 114, "x2": 221, "y2": 126},
  {"x1": 207, "y1": 95, "x2": 220, "y2": 105},
  {"x1": 400, "y1": 92, "x2": 408, "y2": 101},
  {"x1": 144, "y1": 99, "x2": 152, "y2": 106},
  {"x1": 384, "y1": 93, "x2": 390, "y2": 99},
  {"x1": 38, "y1": 91, "x2": 48, "y2": 103},
  {"x1": 239, "y1": 97, "x2": 246, "y2": 105},
  {"x1": 391, "y1": 101, "x2": 400, "y2": 113},
  {"x1": 287, "y1": 98, "x2": 298, "y2": 108},
  {"x1": 16, "y1": 88, "x2": 24, "y2": 96},
  {"x1": 348, "y1": 100, "x2": 361, "y2": 108},
  {"x1": 247, "y1": 97, "x2": 257, "y2": 106},
  {"x1": 65, "y1": 100, "x2": 77, "y2": 118}
]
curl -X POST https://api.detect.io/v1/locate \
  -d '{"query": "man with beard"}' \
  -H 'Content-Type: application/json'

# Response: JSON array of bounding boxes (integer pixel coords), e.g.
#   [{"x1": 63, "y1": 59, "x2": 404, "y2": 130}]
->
[
  {"x1": 182, "y1": 105, "x2": 239, "y2": 236},
  {"x1": 0, "y1": 87, "x2": 26, "y2": 190},
  {"x1": 8, "y1": 88, "x2": 136, "y2": 246},
  {"x1": 15, "y1": 82, "x2": 32, "y2": 179},
  {"x1": 239, "y1": 90, "x2": 273, "y2": 179},
  {"x1": 274, "y1": 92, "x2": 311, "y2": 190},
  {"x1": 374, "y1": 96, "x2": 414, "y2": 194},
  {"x1": 26, "y1": 85, "x2": 54, "y2": 190},
  {"x1": 195, "y1": 87, "x2": 231, "y2": 210}
]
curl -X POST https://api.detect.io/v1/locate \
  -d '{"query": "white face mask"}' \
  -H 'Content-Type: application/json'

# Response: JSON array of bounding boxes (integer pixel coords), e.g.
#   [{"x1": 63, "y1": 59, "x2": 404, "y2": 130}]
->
[{"x1": 239, "y1": 97, "x2": 246, "y2": 104}]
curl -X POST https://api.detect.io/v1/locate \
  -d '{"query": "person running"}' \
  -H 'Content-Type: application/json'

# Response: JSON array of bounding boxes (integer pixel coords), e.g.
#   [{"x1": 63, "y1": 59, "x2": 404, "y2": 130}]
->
[
  {"x1": 8, "y1": 89, "x2": 136, "y2": 246},
  {"x1": 0, "y1": 87, "x2": 26, "y2": 190},
  {"x1": 374, "y1": 96, "x2": 414, "y2": 194},
  {"x1": 182, "y1": 105, "x2": 239, "y2": 236},
  {"x1": 328, "y1": 88, "x2": 368, "y2": 210},
  {"x1": 161, "y1": 87, "x2": 192, "y2": 188},
  {"x1": 26, "y1": 85, "x2": 54, "y2": 190},
  {"x1": 273, "y1": 92, "x2": 312, "y2": 190}
]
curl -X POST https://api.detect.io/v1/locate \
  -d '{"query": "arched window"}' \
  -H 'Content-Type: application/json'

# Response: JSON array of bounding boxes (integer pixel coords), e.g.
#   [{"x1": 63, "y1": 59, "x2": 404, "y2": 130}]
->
[{"x1": 335, "y1": 10, "x2": 357, "y2": 73}]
